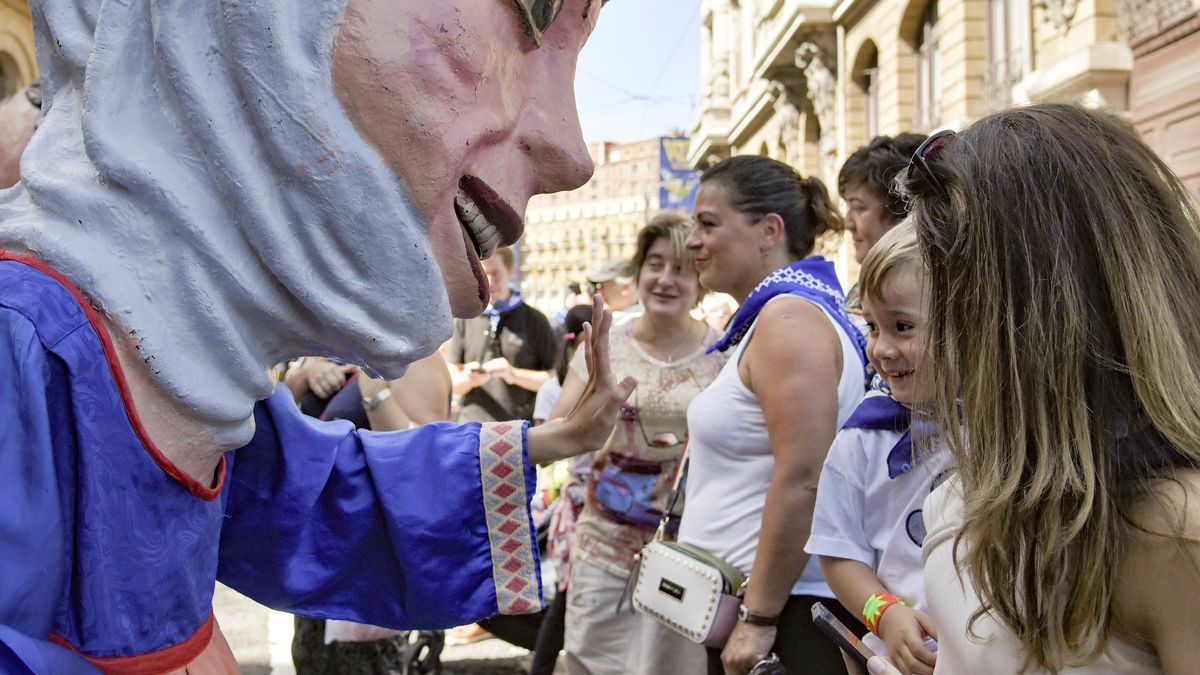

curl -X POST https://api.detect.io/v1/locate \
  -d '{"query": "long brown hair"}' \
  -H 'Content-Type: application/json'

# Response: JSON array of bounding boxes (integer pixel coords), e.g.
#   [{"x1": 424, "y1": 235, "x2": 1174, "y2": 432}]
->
[{"x1": 900, "y1": 104, "x2": 1200, "y2": 670}]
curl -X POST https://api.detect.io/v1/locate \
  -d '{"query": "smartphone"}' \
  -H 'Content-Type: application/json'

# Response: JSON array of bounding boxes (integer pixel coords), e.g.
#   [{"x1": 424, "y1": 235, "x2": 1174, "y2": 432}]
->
[{"x1": 811, "y1": 602, "x2": 875, "y2": 668}]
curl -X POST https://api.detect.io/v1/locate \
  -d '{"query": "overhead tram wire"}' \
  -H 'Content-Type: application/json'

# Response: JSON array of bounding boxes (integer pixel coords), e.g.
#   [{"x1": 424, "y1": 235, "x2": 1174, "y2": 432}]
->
[{"x1": 639, "y1": 2, "x2": 702, "y2": 131}]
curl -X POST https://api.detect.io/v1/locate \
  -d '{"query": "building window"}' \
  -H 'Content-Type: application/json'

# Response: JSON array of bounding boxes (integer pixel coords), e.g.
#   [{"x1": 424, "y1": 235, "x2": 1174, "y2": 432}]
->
[
  {"x1": 915, "y1": 0, "x2": 941, "y2": 131},
  {"x1": 984, "y1": 0, "x2": 1029, "y2": 110},
  {"x1": 862, "y1": 61, "x2": 879, "y2": 140}
]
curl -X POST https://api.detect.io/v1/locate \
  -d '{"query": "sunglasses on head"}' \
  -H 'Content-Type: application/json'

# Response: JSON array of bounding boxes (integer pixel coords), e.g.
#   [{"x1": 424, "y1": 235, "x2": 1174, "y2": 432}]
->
[{"x1": 907, "y1": 129, "x2": 956, "y2": 196}]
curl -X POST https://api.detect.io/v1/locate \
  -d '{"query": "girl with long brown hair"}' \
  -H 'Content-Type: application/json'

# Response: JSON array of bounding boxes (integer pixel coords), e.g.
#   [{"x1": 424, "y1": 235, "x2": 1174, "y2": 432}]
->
[{"x1": 885, "y1": 104, "x2": 1200, "y2": 673}]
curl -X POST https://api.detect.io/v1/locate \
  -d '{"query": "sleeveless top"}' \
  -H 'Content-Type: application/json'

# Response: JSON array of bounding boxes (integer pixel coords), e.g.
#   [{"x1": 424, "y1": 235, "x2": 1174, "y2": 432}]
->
[
  {"x1": 679, "y1": 296, "x2": 865, "y2": 596},
  {"x1": 923, "y1": 480, "x2": 1163, "y2": 673}
]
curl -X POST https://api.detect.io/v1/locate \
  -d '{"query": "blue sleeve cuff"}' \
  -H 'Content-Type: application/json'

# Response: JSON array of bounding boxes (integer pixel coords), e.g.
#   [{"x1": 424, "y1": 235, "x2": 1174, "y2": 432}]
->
[{"x1": 477, "y1": 421, "x2": 543, "y2": 615}]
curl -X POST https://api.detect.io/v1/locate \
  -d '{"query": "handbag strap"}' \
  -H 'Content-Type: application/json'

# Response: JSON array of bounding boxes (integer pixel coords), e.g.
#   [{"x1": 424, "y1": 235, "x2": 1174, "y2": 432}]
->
[{"x1": 653, "y1": 442, "x2": 690, "y2": 541}]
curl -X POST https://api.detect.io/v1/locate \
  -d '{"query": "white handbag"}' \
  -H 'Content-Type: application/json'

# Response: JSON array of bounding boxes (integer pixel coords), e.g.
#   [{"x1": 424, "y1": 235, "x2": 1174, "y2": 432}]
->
[{"x1": 620, "y1": 448, "x2": 746, "y2": 648}]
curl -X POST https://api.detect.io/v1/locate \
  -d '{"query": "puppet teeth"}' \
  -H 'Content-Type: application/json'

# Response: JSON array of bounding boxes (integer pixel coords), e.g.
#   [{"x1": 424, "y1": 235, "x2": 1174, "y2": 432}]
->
[{"x1": 455, "y1": 190, "x2": 500, "y2": 260}]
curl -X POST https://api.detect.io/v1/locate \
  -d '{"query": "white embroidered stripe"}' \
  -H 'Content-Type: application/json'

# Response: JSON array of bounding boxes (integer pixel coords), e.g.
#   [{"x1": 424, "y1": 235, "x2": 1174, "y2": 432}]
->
[{"x1": 478, "y1": 421, "x2": 542, "y2": 615}]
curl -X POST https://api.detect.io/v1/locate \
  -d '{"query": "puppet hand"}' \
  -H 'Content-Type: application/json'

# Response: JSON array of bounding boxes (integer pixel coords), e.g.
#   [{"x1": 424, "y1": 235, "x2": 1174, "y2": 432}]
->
[{"x1": 526, "y1": 294, "x2": 635, "y2": 465}]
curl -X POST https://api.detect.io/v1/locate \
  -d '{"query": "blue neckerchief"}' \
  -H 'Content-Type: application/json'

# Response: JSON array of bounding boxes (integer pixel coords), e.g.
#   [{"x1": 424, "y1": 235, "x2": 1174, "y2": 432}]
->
[
  {"x1": 842, "y1": 392, "x2": 916, "y2": 479},
  {"x1": 483, "y1": 288, "x2": 524, "y2": 328},
  {"x1": 708, "y1": 257, "x2": 867, "y2": 372}
]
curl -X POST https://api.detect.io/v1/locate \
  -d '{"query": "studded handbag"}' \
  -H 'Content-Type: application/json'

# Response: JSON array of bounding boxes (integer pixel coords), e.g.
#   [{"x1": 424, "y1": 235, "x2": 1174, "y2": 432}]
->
[{"x1": 619, "y1": 447, "x2": 745, "y2": 648}]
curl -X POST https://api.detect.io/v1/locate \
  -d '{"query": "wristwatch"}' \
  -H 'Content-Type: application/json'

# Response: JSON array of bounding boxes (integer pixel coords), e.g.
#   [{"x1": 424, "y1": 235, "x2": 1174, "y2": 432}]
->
[
  {"x1": 737, "y1": 604, "x2": 779, "y2": 626},
  {"x1": 361, "y1": 387, "x2": 393, "y2": 412}
]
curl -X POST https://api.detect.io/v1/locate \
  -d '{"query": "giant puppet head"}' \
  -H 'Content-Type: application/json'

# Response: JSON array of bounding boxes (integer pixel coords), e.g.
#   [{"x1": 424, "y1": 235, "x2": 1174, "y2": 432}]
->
[{"x1": 0, "y1": 1, "x2": 601, "y2": 445}]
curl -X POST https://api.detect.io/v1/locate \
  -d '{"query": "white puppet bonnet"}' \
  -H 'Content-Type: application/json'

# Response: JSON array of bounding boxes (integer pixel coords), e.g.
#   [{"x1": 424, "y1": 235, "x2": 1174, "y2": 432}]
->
[{"x1": 0, "y1": 1, "x2": 452, "y2": 440}]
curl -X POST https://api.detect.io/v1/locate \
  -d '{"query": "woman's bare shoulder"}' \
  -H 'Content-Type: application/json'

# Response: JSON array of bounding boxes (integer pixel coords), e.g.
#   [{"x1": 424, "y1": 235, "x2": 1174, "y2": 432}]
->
[
  {"x1": 1113, "y1": 468, "x2": 1200, "y2": 667},
  {"x1": 1116, "y1": 468, "x2": 1200, "y2": 652},
  {"x1": 752, "y1": 295, "x2": 838, "y2": 347},
  {"x1": 1126, "y1": 468, "x2": 1200, "y2": 538}
]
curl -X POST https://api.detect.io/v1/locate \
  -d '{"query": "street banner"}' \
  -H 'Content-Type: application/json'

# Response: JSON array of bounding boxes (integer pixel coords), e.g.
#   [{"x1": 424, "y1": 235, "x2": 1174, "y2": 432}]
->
[{"x1": 659, "y1": 136, "x2": 700, "y2": 213}]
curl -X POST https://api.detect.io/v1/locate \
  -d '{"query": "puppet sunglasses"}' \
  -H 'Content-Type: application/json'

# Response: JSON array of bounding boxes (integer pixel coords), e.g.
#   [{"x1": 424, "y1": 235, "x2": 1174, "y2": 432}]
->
[{"x1": 511, "y1": 0, "x2": 609, "y2": 47}]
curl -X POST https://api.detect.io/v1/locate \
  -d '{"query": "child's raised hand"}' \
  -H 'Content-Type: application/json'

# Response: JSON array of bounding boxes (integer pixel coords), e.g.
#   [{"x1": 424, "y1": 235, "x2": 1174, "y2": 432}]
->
[{"x1": 877, "y1": 605, "x2": 938, "y2": 675}]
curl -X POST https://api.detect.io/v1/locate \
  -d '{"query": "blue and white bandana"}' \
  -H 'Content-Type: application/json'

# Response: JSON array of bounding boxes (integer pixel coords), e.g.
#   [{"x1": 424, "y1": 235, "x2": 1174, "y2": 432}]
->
[
  {"x1": 709, "y1": 257, "x2": 867, "y2": 373},
  {"x1": 843, "y1": 392, "x2": 915, "y2": 478},
  {"x1": 483, "y1": 288, "x2": 525, "y2": 328}
]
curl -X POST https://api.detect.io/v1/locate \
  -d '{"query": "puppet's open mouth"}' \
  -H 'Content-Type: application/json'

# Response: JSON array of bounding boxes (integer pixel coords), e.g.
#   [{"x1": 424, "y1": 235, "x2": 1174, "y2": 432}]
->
[
  {"x1": 454, "y1": 175, "x2": 524, "y2": 261},
  {"x1": 454, "y1": 190, "x2": 500, "y2": 260}
]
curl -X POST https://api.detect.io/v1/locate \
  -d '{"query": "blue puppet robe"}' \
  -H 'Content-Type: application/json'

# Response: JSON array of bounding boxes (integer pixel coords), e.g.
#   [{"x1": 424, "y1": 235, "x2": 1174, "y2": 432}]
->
[{"x1": 0, "y1": 254, "x2": 542, "y2": 674}]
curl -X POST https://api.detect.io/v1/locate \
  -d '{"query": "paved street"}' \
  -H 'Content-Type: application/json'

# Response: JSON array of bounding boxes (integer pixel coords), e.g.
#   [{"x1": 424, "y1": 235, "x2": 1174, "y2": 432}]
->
[{"x1": 213, "y1": 584, "x2": 552, "y2": 675}]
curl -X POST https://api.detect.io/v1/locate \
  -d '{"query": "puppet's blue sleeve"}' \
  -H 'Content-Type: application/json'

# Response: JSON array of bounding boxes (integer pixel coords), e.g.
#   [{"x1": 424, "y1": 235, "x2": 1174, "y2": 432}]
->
[
  {"x1": 0, "y1": 307, "x2": 101, "y2": 675},
  {"x1": 217, "y1": 386, "x2": 543, "y2": 629}
]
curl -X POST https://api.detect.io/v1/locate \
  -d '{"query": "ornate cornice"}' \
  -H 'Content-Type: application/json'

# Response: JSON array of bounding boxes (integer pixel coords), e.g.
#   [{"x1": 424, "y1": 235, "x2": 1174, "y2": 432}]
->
[{"x1": 1033, "y1": 0, "x2": 1079, "y2": 36}]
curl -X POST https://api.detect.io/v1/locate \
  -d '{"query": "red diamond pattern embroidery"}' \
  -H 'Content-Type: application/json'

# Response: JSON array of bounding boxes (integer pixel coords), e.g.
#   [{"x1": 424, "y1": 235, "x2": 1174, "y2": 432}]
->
[{"x1": 478, "y1": 421, "x2": 542, "y2": 616}]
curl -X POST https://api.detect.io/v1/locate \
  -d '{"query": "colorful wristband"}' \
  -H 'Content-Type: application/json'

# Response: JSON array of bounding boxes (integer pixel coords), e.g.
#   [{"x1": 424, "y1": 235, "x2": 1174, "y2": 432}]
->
[{"x1": 863, "y1": 592, "x2": 904, "y2": 635}]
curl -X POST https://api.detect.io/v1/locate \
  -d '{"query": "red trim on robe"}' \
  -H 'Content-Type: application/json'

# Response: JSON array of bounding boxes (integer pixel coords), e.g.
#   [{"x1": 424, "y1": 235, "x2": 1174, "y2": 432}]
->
[
  {"x1": 48, "y1": 613, "x2": 229, "y2": 675},
  {"x1": 0, "y1": 250, "x2": 226, "y2": 500}
]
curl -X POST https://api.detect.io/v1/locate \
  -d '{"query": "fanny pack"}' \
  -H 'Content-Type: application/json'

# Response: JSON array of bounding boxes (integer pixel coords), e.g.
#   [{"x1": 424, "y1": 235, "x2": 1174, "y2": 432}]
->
[
  {"x1": 589, "y1": 454, "x2": 678, "y2": 531},
  {"x1": 618, "y1": 447, "x2": 745, "y2": 648}
]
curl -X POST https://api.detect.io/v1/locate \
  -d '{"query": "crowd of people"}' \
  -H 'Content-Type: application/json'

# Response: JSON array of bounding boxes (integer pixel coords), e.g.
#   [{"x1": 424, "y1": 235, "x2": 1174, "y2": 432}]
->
[
  {"x1": 269, "y1": 101, "x2": 1200, "y2": 675},
  {"x1": 8, "y1": 60, "x2": 1193, "y2": 675},
  {"x1": 3, "y1": 2, "x2": 1197, "y2": 673}
]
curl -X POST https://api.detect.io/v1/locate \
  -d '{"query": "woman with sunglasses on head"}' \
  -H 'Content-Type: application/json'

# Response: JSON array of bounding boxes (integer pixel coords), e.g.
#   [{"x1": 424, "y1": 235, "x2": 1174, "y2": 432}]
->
[
  {"x1": 679, "y1": 156, "x2": 869, "y2": 675},
  {"x1": 549, "y1": 213, "x2": 727, "y2": 675},
  {"x1": 864, "y1": 103, "x2": 1200, "y2": 674}
]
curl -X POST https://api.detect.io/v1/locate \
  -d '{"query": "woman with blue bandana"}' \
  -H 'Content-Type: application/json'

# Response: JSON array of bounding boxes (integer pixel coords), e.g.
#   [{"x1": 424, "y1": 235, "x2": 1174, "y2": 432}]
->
[{"x1": 678, "y1": 156, "x2": 869, "y2": 675}]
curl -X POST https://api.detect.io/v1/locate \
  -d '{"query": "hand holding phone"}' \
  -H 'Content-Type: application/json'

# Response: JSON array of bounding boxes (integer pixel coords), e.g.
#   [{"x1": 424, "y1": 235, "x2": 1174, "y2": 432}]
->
[{"x1": 811, "y1": 602, "x2": 875, "y2": 668}]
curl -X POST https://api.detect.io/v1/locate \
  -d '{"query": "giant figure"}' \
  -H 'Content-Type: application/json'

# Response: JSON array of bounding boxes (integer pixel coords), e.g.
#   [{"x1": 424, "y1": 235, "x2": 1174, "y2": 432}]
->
[{"x1": 0, "y1": 1, "x2": 633, "y2": 673}]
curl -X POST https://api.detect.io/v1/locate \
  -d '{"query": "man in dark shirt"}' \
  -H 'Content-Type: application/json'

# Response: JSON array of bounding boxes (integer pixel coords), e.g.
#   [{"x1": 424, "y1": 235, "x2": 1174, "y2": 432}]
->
[{"x1": 450, "y1": 247, "x2": 557, "y2": 423}]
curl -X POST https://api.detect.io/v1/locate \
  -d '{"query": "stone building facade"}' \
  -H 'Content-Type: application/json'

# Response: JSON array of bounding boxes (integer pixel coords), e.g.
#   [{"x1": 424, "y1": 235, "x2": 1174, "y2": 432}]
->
[
  {"x1": 1122, "y1": 0, "x2": 1200, "y2": 195},
  {"x1": 520, "y1": 137, "x2": 681, "y2": 311},
  {"x1": 691, "y1": 0, "x2": 1200, "y2": 277},
  {"x1": 0, "y1": 0, "x2": 34, "y2": 99}
]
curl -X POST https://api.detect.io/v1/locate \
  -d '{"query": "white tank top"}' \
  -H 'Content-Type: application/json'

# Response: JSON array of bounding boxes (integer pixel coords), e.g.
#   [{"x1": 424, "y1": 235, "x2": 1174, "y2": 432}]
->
[
  {"x1": 923, "y1": 480, "x2": 1163, "y2": 673},
  {"x1": 678, "y1": 296, "x2": 865, "y2": 596}
]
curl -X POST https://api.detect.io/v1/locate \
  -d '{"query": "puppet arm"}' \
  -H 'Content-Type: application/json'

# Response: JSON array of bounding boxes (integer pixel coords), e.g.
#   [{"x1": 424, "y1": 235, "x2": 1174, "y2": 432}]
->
[{"x1": 216, "y1": 385, "x2": 543, "y2": 629}]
